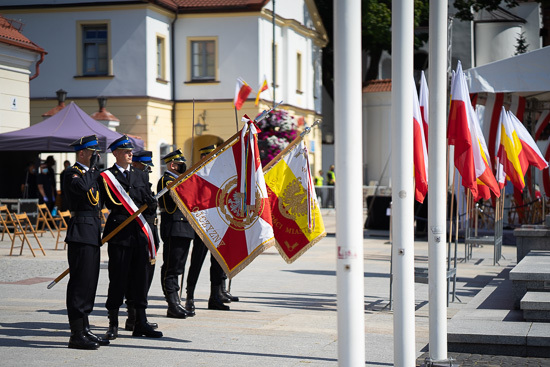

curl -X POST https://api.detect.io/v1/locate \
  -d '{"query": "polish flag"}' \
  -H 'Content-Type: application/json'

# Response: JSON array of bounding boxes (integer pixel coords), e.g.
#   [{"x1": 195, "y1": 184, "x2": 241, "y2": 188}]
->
[
  {"x1": 234, "y1": 77, "x2": 253, "y2": 110},
  {"x1": 413, "y1": 78, "x2": 428, "y2": 203},
  {"x1": 448, "y1": 61, "x2": 500, "y2": 200},
  {"x1": 419, "y1": 71, "x2": 429, "y2": 150}
]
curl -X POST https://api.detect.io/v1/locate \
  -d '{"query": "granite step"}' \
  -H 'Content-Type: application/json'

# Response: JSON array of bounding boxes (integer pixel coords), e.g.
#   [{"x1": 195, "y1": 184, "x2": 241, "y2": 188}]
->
[{"x1": 521, "y1": 291, "x2": 550, "y2": 322}]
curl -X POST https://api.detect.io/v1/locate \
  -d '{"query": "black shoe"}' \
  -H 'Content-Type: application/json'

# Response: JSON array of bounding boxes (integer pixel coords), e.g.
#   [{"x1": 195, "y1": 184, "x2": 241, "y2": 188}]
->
[
  {"x1": 125, "y1": 306, "x2": 136, "y2": 331},
  {"x1": 221, "y1": 280, "x2": 239, "y2": 302},
  {"x1": 208, "y1": 297, "x2": 230, "y2": 310},
  {"x1": 147, "y1": 321, "x2": 159, "y2": 329},
  {"x1": 184, "y1": 299, "x2": 196, "y2": 317},
  {"x1": 133, "y1": 321, "x2": 163, "y2": 338},
  {"x1": 68, "y1": 333, "x2": 99, "y2": 350},
  {"x1": 105, "y1": 325, "x2": 118, "y2": 340},
  {"x1": 84, "y1": 329, "x2": 110, "y2": 346},
  {"x1": 167, "y1": 303, "x2": 188, "y2": 319}
]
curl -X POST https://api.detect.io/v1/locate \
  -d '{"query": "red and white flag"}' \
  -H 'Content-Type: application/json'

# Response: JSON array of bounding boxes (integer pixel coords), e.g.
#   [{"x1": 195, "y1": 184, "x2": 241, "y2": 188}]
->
[
  {"x1": 255, "y1": 77, "x2": 269, "y2": 106},
  {"x1": 234, "y1": 77, "x2": 253, "y2": 110},
  {"x1": 413, "y1": 78, "x2": 428, "y2": 203},
  {"x1": 509, "y1": 110, "x2": 548, "y2": 171},
  {"x1": 448, "y1": 61, "x2": 500, "y2": 201},
  {"x1": 419, "y1": 70, "x2": 429, "y2": 149},
  {"x1": 170, "y1": 119, "x2": 275, "y2": 278}
]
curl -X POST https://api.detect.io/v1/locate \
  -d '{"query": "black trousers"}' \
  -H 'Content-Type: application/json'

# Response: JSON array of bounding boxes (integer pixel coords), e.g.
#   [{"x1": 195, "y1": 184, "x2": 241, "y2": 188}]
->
[
  {"x1": 160, "y1": 236, "x2": 191, "y2": 296},
  {"x1": 66, "y1": 242, "x2": 100, "y2": 320},
  {"x1": 106, "y1": 243, "x2": 149, "y2": 311}
]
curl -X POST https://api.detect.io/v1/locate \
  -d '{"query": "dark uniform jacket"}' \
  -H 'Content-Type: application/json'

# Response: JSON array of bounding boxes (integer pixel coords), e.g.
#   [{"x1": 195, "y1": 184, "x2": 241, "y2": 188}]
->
[
  {"x1": 100, "y1": 165, "x2": 155, "y2": 246},
  {"x1": 157, "y1": 171, "x2": 194, "y2": 241},
  {"x1": 64, "y1": 163, "x2": 102, "y2": 246}
]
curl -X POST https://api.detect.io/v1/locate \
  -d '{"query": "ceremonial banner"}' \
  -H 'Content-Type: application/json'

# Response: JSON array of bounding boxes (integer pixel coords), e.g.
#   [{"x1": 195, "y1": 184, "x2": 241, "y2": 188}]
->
[
  {"x1": 170, "y1": 120, "x2": 275, "y2": 278},
  {"x1": 263, "y1": 139, "x2": 326, "y2": 263}
]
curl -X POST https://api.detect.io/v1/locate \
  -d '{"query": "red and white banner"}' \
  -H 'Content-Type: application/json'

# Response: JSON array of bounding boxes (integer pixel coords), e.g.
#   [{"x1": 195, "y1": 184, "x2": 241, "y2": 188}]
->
[
  {"x1": 419, "y1": 70, "x2": 429, "y2": 150},
  {"x1": 234, "y1": 77, "x2": 253, "y2": 110},
  {"x1": 170, "y1": 121, "x2": 274, "y2": 278},
  {"x1": 100, "y1": 170, "x2": 157, "y2": 261},
  {"x1": 413, "y1": 77, "x2": 428, "y2": 203}
]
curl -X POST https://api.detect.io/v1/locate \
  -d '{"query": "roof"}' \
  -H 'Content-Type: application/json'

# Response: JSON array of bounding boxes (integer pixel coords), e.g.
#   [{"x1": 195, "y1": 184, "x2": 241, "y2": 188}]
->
[
  {"x1": 167, "y1": 0, "x2": 269, "y2": 13},
  {"x1": 0, "y1": 14, "x2": 45, "y2": 53},
  {"x1": 362, "y1": 79, "x2": 392, "y2": 93}
]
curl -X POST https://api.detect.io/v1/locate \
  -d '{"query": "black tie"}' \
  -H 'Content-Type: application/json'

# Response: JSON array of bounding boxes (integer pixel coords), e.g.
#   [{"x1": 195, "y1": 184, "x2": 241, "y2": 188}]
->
[{"x1": 124, "y1": 170, "x2": 129, "y2": 178}]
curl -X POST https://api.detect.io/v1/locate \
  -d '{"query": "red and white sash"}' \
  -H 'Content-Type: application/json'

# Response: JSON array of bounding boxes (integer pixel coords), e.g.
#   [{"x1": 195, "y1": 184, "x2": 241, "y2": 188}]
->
[{"x1": 101, "y1": 170, "x2": 156, "y2": 261}]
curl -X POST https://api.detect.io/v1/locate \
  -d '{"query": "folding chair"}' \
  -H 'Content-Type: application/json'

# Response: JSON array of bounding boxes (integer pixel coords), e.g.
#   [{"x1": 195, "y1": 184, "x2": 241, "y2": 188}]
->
[
  {"x1": 0, "y1": 205, "x2": 15, "y2": 241},
  {"x1": 10, "y1": 213, "x2": 46, "y2": 257},
  {"x1": 101, "y1": 208, "x2": 109, "y2": 229},
  {"x1": 36, "y1": 203, "x2": 58, "y2": 238},
  {"x1": 55, "y1": 210, "x2": 71, "y2": 250}
]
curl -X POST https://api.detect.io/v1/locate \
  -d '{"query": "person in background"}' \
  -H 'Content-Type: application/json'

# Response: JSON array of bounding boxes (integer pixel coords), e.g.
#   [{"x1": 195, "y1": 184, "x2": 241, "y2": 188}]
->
[
  {"x1": 46, "y1": 155, "x2": 57, "y2": 204},
  {"x1": 326, "y1": 164, "x2": 335, "y2": 208},
  {"x1": 60, "y1": 160, "x2": 71, "y2": 211},
  {"x1": 314, "y1": 170, "x2": 324, "y2": 207},
  {"x1": 37, "y1": 160, "x2": 56, "y2": 211},
  {"x1": 21, "y1": 161, "x2": 39, "y2": 200}
]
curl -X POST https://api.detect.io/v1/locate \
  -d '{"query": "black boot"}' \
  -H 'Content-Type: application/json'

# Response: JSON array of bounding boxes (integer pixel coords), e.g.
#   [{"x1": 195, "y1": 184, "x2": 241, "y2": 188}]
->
[
  {"x1": 184, "y1": 298, "x2": 196, "y2": 317},
  {"x1": 68, "y1": 318, "x2": 99, "y2": 350},
  {"x1": 133, "y1": 308, "x2": 163, "y2": 338},
  {"x1": 105, "y1": 309, "x2": 118, "y2": 340},
  {"x1": 208, "y1": 285, "x2": 230, "y2": 310},
  {"x1": 125, "y1": 305, "x2": 136, "y2": 331},
  {"x1": 83, "y1": 315, "x2": 109, "y2": 346},
  {"x1": 166, "y1": 293, "x2": 191, "y2": 319},
  {"x1": 126, "y1": 305, "x2": 158, "y2": 330},
  {"x1": 221, "y1": 279, "x2": 239, "y2": 302}
]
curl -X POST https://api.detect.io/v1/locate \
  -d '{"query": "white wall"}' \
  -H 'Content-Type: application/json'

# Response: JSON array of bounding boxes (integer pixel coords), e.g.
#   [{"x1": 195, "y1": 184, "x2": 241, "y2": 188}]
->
[
  {"x1": 475, "y1": 22, "x2": 523, "y2": 65},
  {"x1": 145, "y1": 9, "x2": 172, "y2": 99},
  {"x1": 363, "y1": 91, "x2": 392, "y2": 186},
  {"x1": 5, "y1": 8, "x2": 152, "y2": 98},
  {"x1": 174, "y1": 14, "x2": 259, "y2": 101}
]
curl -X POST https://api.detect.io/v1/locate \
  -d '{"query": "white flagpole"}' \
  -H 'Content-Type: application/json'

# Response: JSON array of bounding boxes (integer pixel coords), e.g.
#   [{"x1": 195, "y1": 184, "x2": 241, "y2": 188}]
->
[
  {"x1": 427, "y1": 0, "x2": 449, "y2": 363},
  {"x1": 334, "y1": 0, "x2": 365, "y2": 365},
  {"x1": 428, "y1": 1, "x2": 450, "y2": 362},
  {"x1": 392, "y1": 0, "x2": 416, "y2": 366}
]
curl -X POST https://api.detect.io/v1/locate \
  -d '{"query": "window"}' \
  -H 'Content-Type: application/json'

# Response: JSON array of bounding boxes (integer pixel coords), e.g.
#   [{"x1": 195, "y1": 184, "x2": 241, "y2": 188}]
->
[
  {"x1": 191, "y1": 40, "x2": 215, "y2": 81},
  {"x1": 156, "y1": 36, "x2": 166, "y2": 80},
  {"x1": 82, "y1": 25, "x2": 108, "y2": 76},
  {"x1": 296, "y1": 52, "x2": 303, "y2": 93}
]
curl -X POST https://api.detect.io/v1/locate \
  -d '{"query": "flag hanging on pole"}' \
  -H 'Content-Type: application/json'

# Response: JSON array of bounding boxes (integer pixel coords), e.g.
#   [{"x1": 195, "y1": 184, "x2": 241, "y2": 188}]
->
[
  {"x1": 419, "y1": 70, "x2": 429, "y2": 149},
  {"x1": 448, "y1": 61, "x2": 500, "y2": 201},
  {"x1": 481, "y1": 92, "x2": 505, "y2": 164},
  {"x1": 509, "y1": 110, "x2": 548, "y2": 170},
  {"x1": 234, "y1": 77, "x2": 253, "y2": 110},
  {"x1": 413, "y1": 78, "x2": 428, "y2": 203},
  {"x1": 263, "y1": 138, "x2": 326, "y2": 263},
  {"x1": 496, "y1": 106, "x2": 525, "y2": 190},
  {"x1": 255, "y1": 78, "x2": 269, "y2": 106},
  {"x1": 169, "y1": 118, "x2": 275, "y2": 278}
]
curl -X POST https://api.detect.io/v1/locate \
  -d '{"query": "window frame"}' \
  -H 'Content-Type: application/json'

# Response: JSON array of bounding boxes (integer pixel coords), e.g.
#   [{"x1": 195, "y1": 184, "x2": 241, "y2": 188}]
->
[
  {"x1": 186, "y1": 37, "x2": 219, "y2": 83},
  {"x1": 296, "y1": 52, "x2": 303, "y2": 94},
  {"x1": 156, "y1": 34, "x2": 167, "y2": 82},
  {"x1": 75, "y1": 20, "x2": 112, "y2": 78}
]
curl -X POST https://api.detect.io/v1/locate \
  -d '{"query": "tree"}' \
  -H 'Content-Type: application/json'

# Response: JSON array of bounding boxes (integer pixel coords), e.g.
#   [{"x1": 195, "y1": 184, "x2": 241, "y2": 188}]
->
[
  {"x1": 453, "y1": 0, "x2": 519, "y2": 21},
  {"x1": 515, "y1": 31, "x2": 529, "y2": 55}
]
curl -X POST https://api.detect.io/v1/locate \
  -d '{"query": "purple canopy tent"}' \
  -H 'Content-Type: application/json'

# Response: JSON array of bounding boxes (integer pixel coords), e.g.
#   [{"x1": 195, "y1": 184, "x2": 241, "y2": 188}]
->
[{"x1": 0, "y1": 101, "x2": 144, "y2": 152}]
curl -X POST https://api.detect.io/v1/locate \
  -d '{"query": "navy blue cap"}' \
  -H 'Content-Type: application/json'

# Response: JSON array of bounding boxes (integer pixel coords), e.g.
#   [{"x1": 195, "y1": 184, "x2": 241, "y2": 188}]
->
[
  {"x1": 70, "y1": 135, "x2": 100, "y2": 151},
  {"x1": 132, "y1": 150, "x2": 154, "y2": 166},
  {"x1": 162, "y1": 149, "x2": 186, "y2": 163},
  {"x1": 109, "y1": 135, "x2": 134, "y2": 151}
]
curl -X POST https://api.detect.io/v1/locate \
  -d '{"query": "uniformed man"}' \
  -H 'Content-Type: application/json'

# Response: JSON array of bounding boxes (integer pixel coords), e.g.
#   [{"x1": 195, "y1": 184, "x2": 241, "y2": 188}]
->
[
  {"x1": 182, "y1": 145, "x2": 231, "y2": 313},
  {"x1": 100, "y1": 136, "x2": 162, "y2": 339},
  {"x1": 124, "y1": 150, "x2": 160, "y2": 331},
  {"x1": 64, "y1": 135, "x2": 109, "y2": 350},
  {"x1": 157, "y1": 149, "x2": 194, "y2": 318}
]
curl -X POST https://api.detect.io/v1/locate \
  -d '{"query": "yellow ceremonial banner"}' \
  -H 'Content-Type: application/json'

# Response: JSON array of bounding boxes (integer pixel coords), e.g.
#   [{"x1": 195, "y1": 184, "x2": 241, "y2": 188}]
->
[{"x1": 264, "y1": 139, "x2": 326, "y2": 263}]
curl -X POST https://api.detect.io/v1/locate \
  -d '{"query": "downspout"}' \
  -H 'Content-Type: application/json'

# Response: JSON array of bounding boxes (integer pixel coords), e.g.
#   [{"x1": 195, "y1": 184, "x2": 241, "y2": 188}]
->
[
  {"x1": 30, "y1": 51, "x2": 46, "y2": 80},
  {"x1": 171, "y1": 8, "x2": 178, "y2": 148}
]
